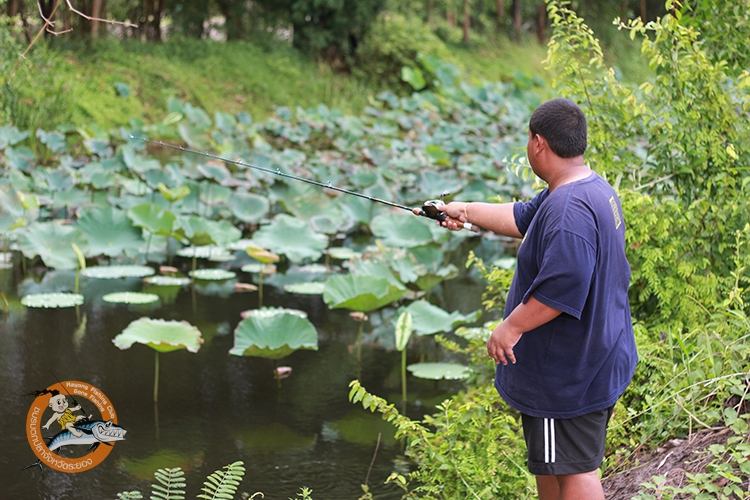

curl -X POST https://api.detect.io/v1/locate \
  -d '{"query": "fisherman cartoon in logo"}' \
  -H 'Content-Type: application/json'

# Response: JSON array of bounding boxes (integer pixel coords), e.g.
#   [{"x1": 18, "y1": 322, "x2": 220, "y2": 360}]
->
[{"x1": 41, "y1": 391, "x2": 89, "y2": 438}]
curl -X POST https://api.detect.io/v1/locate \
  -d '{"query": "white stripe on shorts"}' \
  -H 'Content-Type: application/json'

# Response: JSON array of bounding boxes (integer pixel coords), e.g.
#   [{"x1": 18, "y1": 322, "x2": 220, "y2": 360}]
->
[
  {"x1": 550, "y1": 418, "x2": 556, "y2": 463},
  {"x1": 544, "y1": 418, "x2": 549, "y2": 463}
]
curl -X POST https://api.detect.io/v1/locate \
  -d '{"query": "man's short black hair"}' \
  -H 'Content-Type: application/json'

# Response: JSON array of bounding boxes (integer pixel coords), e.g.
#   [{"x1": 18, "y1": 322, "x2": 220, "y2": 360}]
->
[{"x1": 529, "y1": 98, "x2": 587, "y2": 158}]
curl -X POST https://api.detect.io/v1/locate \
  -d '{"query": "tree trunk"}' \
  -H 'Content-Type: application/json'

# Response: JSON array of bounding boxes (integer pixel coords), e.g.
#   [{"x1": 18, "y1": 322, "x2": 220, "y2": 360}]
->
[
  {"x1": 152, "y1": 0, "x2": 163, "y2": 41},
  {"x1": 536, "y1": 1, "x2": 545, "y2": 43},
  {"x1": 495, "y1": 0, "x2": 504, "y2": 30},
  {"x1": 512, "y1": 0, "x2": 522, "y2": 40},
  {"x1": 90, "y1": 0, "x2": 103, "y2": 38},
  {"x1": 462, "y1": 0, "x2": 470, "y2": 43},
  {"x1": 640, "y1": 0, "x2": 647, "y2": 21},
  {"x1": 426, "y1": 0, "x2": 433, "y2": 24},
  {"x1": 7, "y1": 0, "x2": 19, "y2": 17},
  {"x1": 446, "y1": 2, "x2": 455, "y2": 27}
]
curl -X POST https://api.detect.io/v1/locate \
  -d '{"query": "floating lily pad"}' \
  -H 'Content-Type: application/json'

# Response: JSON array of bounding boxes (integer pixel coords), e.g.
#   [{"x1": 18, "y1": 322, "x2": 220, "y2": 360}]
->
[
  {"x1": 143, "y1": 275, "x2": 191, "y2": 286},
  {"x1": 102, "y1": 292, "x2": 159, "y2": 304},
  {"x1": 81, "y1": 265, "x2": 155, "y2": 279},
  {"x1": 230, "y1": 307, "x2": 318, "y2": 359},
  {"x1": 251, "y1": 214, "x2": 328, "y2": 263},
  {"x1": 323, "y1": 274, "x2": 406, "y2": 312},
  {"x1": 189, "y1": 268, "x2": 236, "y2": 281},
  {"x1": 177, "y1": 245, "x2": 233, "y2": 261},
  {"x1": 399, "y1": 300, "x2": 481, "y2": 336},
  {"x1": 283, "y1": 282, "x2": 326, "y2": 295},
  {"x1": 21, "y1": 292, "x2": 84, "y2": 309},
  {"x1": 326, "y1": 247, "x2": 360, "y2": 260},
  {"x1": 113, "y1": 317, "x2": 203, "y2": 353},
  {"x1": 407, "y1": 362, "x2": 471, "y2": 380}
]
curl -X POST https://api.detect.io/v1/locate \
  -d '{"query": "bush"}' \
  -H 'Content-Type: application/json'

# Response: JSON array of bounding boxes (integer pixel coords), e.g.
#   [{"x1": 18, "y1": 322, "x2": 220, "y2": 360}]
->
[{"x1": 354, "y1": 13, "x2": 450, "y2": 89}]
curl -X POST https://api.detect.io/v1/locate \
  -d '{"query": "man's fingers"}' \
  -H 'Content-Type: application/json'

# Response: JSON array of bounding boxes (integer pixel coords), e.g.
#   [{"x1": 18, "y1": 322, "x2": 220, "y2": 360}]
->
[{"x1": 506, "y1": 348, "x2": 516, "y2": 365}]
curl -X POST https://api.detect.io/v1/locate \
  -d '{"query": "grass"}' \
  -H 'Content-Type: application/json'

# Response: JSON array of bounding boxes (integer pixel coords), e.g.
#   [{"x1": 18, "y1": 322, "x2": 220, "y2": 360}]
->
[
  {"x1": 3, "y1": 33, "x2": 646, "y2": 132},
  {"x1": 27, "y1": 38, "x2": 377, "y2": 130}
]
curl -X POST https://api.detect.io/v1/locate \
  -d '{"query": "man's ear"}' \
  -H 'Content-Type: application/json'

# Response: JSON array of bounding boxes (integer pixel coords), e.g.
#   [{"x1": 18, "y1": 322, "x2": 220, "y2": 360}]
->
[{"x1": 533, "y1": 134, "x2": 547, "y2": 153}]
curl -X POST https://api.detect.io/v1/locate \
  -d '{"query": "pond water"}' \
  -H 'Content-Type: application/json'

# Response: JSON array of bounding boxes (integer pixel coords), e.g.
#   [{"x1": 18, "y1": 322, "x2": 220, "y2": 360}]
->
[{"x1": 0, "y1": 249, "x2": 491, "y2": 499}]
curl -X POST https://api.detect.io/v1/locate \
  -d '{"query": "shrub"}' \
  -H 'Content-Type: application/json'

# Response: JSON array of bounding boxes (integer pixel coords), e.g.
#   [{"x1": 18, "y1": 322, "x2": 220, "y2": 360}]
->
[{"x1": 354, "y1": 13, "x2": 450, "y2": 89}]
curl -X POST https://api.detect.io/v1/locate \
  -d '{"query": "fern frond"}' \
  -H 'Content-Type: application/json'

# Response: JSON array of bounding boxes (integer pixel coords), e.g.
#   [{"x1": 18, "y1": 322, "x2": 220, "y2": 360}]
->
[
  {"x1": 196, "y1": 461, "x2": 246, "y2": 500},
  {"x1": 149, "y1": 467, "x2": 186, "y2": 500}
]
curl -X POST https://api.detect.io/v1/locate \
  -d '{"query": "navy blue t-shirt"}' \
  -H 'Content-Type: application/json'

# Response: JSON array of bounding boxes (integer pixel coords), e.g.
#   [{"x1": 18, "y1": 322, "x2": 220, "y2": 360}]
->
[{"x1": 495, "y1": 172, "x2": 638, "y2": 419}]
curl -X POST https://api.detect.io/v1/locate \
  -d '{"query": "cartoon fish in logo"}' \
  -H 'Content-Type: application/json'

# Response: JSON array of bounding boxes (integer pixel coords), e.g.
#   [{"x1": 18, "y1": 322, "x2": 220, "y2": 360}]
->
[{"x1": 47, "y1": 420, "x2": 127, "y2": 452}]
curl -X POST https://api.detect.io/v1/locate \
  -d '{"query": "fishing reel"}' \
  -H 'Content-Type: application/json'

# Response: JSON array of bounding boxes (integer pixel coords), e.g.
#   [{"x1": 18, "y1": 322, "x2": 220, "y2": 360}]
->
[
  {"x1": 419, "y1": 200, "x2": 448, "y2": 222},
  {"x1": 419, "y1": 200, "x2": 478, "y2": 232}
]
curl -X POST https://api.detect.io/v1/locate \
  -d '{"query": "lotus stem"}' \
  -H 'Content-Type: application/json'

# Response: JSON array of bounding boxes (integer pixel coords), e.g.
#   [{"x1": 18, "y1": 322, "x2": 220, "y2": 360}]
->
[
  {"x1": 258, "y1": 273, "x2": 264, "y2": 307},
  {"x1": 401, "y1": 349, "x2": 407, "y2": 407},
  {"x1": 153, "y1": 351, "x2": 160, "y2": 403},
  {"x1": 145, "y1": 232, "x2": 153, "y2": 263}
]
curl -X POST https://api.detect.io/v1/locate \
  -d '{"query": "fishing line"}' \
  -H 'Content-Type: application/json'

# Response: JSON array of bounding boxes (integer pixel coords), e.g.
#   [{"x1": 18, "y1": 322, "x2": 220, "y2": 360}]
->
[{"x1": 130, "y1": 136, "x2": 477, "y2": 231}]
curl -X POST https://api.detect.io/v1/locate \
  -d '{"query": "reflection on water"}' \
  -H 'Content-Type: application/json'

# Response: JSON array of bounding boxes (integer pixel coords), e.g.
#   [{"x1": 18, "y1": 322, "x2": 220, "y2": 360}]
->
[{"x1": 0, "y1": 265, "x2": 484, "y2": 499}]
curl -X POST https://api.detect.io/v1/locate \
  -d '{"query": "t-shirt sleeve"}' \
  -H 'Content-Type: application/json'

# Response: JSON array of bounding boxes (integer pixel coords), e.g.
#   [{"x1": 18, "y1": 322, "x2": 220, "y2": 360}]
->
[
  {"x1": 513, "y1": 189, "x2": 548, "y2": 236},
  {"x1": 522, "y1": 229, "x2": 596, "y2": 319}
]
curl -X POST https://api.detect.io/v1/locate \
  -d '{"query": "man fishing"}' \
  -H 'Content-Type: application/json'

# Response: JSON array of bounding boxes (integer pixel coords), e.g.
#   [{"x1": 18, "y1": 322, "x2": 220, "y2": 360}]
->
[{"x1": 431, "y1": 98, "x2": 638, "y2": 499}]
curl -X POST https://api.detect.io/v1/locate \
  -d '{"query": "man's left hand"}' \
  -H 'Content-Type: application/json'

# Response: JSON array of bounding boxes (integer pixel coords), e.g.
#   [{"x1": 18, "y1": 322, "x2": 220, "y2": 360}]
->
[{"x1": 487, "y1": 322, "x2": 523, "y2": 366}]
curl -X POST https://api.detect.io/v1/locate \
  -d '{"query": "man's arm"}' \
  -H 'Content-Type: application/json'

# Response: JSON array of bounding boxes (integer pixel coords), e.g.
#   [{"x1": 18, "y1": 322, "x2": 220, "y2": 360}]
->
[
  {"x1": 442, "y1": 202, "x2": 523, "y2": 238},
  {"x1": 487, "y1": 296, "x2": 562, "y2": 366}
]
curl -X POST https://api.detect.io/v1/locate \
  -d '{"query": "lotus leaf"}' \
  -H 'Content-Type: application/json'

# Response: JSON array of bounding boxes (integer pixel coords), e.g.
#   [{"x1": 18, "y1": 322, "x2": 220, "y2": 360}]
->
[
  {"x1": 189, "y1": 268, "x2": 236, "y2": 280},
  {"x1": 283, "y1": 282, "x2": 325, "y2": 295},
  {"x1": 323, "y1": 274, "x2": 406, "y2": 312},
  {"x1": 21, "y1": 292, "x2": 84, "y2": 308},
  {"x1": 326, "y1": 247, "x2": 359, "y2": 260},
  {"x1": 0, "y1": 125, "x2": 28, "y2": 149},
  {"x1": 113, "y1": 317, "x2": 203, "y2": 353},
  {"x1": 228, "y1": 238, "x2": 255, "y2": 251},
  {"x1": 178, "y1": 216, "x2": 241, "y2": 247},
  {"x1": 230, "y1": 192, "x2": 269, "y2": 223},
  {"x1": 77, "y1": 206, "x2": 142, "y2": 257},
  {"x1": 395, "y1": 311, "x2": 413, "y2": 351},
  {"x1": 176, "y1": 245, "x2": 233, "y2": 261},
  {"x1": 245, "y1": 245, "x2": 279, "y2": 264},
  {"x1": 407, "y1": 362, "x2": 470, "y2": 380},
  {"x1": 36, "y1": 130, "x2": 66, "y2": 153},
  {"x1": 399, "y1": 300, "x2": 480, "y2": 335},
  {"x1": 127, "y1": 203, "x2": 180, "y2": 238},
  {"x1": 229, "y1": 307, "x2": 318, "y2": 359},
  {"x1": 157, "y1": 183, "x2": 190, "y2": 202},
  {"x1": 81, "y1": 265, "x2": 155, "y2": 279},
  {"x1": 143, "y1": 275, "x2": 191, "y2": 286},
  {"x1": 251, "y1": 214, "x2": 328, "y2": 263},
  {"x1": 240, "y1": 263, "x2": 264, "y2": 273},
  {"x1": 16, "y1": 221, "x2": 80, "y2": 269},
  {"x1": 492, "y1": 256, "x2": 517, "y2": 269},
  {"x1": 370, "y1": 213, "x2": 435, "y2": 248},
  {"x1": 102, "y1": 292, "x2": 159, "y2": 304}
]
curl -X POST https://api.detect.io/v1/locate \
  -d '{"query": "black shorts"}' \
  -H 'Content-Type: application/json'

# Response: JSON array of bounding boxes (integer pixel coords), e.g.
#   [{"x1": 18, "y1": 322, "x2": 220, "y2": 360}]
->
[{"x1": 521, "y1": 406, "x2": 614, "y2": 476}]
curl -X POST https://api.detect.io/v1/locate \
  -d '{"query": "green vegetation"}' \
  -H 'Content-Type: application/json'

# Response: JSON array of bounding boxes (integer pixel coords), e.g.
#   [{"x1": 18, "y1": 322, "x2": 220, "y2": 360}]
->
[{"x1": 348, "y1": 1, "x2": 750, "y2": 497}]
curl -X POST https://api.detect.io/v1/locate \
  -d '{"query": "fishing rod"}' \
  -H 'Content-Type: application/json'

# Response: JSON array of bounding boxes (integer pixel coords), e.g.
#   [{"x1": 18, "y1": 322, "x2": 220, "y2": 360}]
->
[{"x1": 130, "y1": 136, "x2": 477, "y2": 231}]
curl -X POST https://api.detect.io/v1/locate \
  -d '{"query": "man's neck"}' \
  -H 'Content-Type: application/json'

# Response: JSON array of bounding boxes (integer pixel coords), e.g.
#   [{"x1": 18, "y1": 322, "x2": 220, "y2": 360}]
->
[{"x1": 544, "y1": 157, "x2": 591, "y2": 191}]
